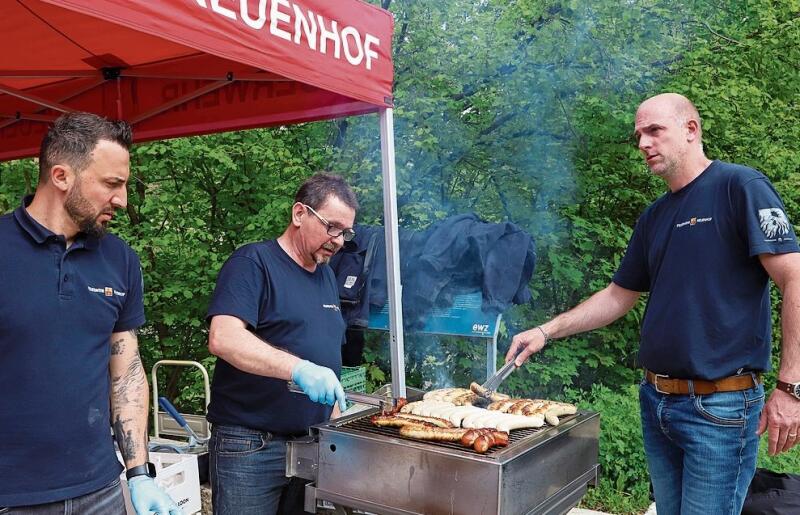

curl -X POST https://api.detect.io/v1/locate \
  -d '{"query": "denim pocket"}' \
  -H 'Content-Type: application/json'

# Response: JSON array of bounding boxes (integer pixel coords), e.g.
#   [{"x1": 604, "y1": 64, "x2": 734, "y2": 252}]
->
[
  {"x1": 214, "y1": 429, "x2": 271, "y2": 456},
  {"x1": 693, "y1": 390, "x2": 747, "y2": 426}
]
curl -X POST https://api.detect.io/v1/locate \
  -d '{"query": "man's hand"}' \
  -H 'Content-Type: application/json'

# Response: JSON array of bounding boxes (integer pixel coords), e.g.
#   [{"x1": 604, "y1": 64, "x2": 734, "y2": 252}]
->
[
  {"x1": 757, "y1": 389, "x2": 800, "y2": 455},
  {"x1": 128, "y1": 476, "x2": 181, "y2": 515},
  {"x1": 292, "y1": 360, "x2": 347, "y2": 411},
  {"x1": 503, "y1": 283, "x2": 640, "y2": 367},
  {"x1": 505, "y1": 327, "x2": 548, "y2": 367}
]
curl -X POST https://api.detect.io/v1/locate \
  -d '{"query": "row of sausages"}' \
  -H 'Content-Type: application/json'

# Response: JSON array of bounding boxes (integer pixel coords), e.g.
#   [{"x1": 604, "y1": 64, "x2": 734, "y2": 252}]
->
[{"x1": 371, "y1": 413, "x2": 509, "y2": 453}]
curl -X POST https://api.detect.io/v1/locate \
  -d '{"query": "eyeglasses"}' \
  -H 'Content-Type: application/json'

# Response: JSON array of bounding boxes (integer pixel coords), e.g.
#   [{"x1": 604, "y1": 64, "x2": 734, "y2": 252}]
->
[{"x1": 303, "y1": 204, "x2": 356, "y2": 242}]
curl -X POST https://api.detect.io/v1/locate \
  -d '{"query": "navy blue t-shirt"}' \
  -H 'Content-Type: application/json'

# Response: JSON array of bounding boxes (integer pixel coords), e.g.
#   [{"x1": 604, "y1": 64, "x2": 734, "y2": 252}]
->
[
  {"x1": 613, "y1": 161, "x2": 799, "y2": 379},
  {"x1": 0, "y1": 197, "x2": 145, "y2": 507},
  {"x1": 206, "y1": 240, "x2": 345, "y2": 435}
]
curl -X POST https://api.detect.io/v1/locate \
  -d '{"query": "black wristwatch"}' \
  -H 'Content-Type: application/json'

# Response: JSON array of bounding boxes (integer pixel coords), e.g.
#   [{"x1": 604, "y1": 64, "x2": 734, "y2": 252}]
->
[
  {"x1": 126, "y1": 462, "x2": 157, "y2": 480},
  {"x1": 776, "y1": 380, "x2": 800, "y2": 400}
]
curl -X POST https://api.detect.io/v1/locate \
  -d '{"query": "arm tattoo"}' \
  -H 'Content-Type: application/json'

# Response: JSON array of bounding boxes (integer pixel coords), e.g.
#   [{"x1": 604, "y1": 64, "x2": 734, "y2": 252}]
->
[
  {"x1": 110, "y1": 330, "x2": 148, "y2": 464},
  {"x1": 110, "y1": 330, "x2": 136, "y2": 355},
  {"x1": 110, "y1": 337, "x2": 124, "y2": 356},
  {"x1": 113, "y1": 414, "x2": 138, "y2": 461},
  {"x1": 111, "y1": 350, "x2": 146, "y2": 407}
]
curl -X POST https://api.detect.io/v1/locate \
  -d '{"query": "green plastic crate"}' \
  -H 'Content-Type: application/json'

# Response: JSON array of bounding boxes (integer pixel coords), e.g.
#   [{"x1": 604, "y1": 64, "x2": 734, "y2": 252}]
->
[{"x1": 341, "y1": 365, "x2": 366, "y2": 393}]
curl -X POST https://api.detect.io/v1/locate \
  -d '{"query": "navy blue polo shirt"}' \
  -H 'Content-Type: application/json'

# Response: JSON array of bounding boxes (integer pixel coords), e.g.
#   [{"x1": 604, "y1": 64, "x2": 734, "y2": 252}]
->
[
  {"x1": 206, "y1": 240, "x2": 345, "y2": 435},
  {"x1": 0, "y1": 197, "x2": 145, "y2": 507},
  {"x1": 614, "y1": 161, "x2": 799, "y2": 379}
]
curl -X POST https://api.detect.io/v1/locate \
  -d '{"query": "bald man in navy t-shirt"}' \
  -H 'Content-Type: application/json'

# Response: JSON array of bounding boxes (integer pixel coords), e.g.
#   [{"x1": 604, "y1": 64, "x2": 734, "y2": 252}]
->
[{"x1": 506, "y1": 93, "x2": 800, "y2": 514}]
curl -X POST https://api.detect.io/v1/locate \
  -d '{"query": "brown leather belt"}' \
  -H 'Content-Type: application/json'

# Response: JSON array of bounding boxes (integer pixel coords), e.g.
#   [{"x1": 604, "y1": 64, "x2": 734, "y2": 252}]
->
[{"x1": 645, "y1": 369, "x2": 761, "y2": 395}]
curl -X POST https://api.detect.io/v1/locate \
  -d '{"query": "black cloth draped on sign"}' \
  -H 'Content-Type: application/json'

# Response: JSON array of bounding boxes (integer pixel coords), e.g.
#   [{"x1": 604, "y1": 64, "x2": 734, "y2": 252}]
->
[{"x1": 329, "y1": 213, "x2": 537, "y2": 332}]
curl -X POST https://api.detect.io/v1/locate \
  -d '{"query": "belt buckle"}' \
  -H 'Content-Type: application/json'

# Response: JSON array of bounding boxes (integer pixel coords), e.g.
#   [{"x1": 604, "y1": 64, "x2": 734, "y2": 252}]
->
[{"x1": 653, "y1": 373, "x2": 670, "y2": 394}]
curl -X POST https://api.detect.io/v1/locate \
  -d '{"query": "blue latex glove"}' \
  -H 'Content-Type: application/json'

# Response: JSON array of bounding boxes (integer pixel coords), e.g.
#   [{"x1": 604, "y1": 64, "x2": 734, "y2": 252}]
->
[
  {"x1": 128, "y1": 476, "x2": 181, "y2": 515},
  {"x1": 291, "y1": 360, "x2": 347, "y2": 411}
]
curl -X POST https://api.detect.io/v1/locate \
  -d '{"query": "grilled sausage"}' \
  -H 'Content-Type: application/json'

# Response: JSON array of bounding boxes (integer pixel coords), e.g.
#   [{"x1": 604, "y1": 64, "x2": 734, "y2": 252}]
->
[
  {"x1": 398, "y1": 425, "x2": 468, "y2": 442},
  {"x1": 473, "y1": 434, "x2": 491, "y2": 453},
  {"x1": 487, "y1": 400, "x2": 516, "y2": 412},
  {"x1": 496, "y1": 414, "x2": 544, "y2": 432},
  {"x1": 461, "y1": 428, "x2": 508, "y2": 448},
  {"x1": 404, "y1": 400, "x2": 455, "y2": 416},
  {"x1": 371, "y1": 415, "x2": 433, "y2": 428},
  {"x1": 492, "y1": 430, "x2": 509, "y2": 447},
  {"x1": 448, "y1": 406, "x2": 485, "y2": 426},
  {"x1": 399, "y1": 400, "x2": 422, "y2": 413},
  {"x1": 383, "y1": 397, "x2": 408, "y2": 415},
  {"x1": 470, "y1": 382, "x2": 511, "y2": 403},
  {"x1": 394, "y1": 413, "x2": 455, "y2": 428},
  {"x1": 461, "y1": 429, "x2": 482, "y2": 447}
]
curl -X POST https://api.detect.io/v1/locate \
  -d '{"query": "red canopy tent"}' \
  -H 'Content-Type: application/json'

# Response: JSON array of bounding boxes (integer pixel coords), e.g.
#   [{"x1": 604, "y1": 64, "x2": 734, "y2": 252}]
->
[
  {"x1": 1, "y1": 0, "x2": 393, "y2": 159},
  {"x1": 0, "y1": 0, "x2": 408, "y2": 393}
]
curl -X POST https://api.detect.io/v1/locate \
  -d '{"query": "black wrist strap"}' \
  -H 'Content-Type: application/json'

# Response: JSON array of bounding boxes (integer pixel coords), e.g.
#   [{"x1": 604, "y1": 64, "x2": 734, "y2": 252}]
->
[
  {"x1": 126, "y1": 462, "x2": 156, "y2": 480},
  {"x1": 776, "y1": 380, "x2": 799, "y2": 398}
]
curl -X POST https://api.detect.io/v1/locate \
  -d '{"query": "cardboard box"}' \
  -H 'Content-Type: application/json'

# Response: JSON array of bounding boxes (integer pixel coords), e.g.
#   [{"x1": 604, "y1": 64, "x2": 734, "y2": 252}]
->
[{"x1": 119, "y1": 452, "x2": 201, "y2": 515}]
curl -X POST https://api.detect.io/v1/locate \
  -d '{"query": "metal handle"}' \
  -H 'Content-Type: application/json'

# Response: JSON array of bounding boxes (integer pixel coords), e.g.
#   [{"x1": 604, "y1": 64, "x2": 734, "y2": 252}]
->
[
  {"x1": 481, "y1": 356, "x2": 518, "y2": 392},
  {"x1": 158, "y1": 396, "x2": 189, "y2": 428},
  {"x1": 151, "y1": 359, "x2": 211, "y2": 439},
  {"x1": 288, "y1": 382, "x2": 388, "y2": 408}
]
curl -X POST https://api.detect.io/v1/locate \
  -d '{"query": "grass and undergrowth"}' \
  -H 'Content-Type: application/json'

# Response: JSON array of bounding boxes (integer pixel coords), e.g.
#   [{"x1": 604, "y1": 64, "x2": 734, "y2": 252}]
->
[{"x1": 575, "y1": 384, "x2": 800, "y2": 515}]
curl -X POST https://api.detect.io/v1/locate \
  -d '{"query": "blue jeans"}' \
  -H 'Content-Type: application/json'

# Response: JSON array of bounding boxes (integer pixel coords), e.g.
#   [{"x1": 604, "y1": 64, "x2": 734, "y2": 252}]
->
[
  {"x1": 639, "y1": 377, "x2": 764, "y2": 515},
  {"x1": 0, "y1": 478, "x2": 125, "y2": 515},
  {"x1": 210, "y1": 424, "x2": 296, "y2": 515}
]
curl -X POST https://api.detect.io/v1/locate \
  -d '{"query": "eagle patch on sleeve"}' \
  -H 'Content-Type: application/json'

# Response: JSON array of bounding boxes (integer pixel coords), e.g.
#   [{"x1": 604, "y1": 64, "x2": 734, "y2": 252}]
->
[{"x1": 758, "y1": 208, "x2": 791, "y2": 239}]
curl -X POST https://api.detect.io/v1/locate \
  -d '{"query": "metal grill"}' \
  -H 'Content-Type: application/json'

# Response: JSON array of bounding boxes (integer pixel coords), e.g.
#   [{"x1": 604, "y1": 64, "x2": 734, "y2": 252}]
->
[
  {"x1": 339, "y1": 411, "x2": 578, "y2": 457},
  {"x1": 288, "y1": 409, "x2": 599, "y2": 515}
]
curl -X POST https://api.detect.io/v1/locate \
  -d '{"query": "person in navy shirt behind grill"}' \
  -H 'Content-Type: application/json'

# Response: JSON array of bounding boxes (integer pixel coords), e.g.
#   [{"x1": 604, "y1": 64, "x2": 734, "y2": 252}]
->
[
  {"x1": 506, "y1": 93, "x2": 800, "y2": 515},
  {"x1": 0, "y1": 113, "x2": 178, "y2": 514},
  {"x1": 206, "y1": 172, "x2": 357, "y2": 515}
]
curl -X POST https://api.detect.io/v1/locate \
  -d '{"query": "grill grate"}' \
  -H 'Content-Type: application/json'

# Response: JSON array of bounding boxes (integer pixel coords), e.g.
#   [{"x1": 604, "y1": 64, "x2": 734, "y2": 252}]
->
[{"x1": 338, "y1": 413, "x2": 575, "y2": 457}]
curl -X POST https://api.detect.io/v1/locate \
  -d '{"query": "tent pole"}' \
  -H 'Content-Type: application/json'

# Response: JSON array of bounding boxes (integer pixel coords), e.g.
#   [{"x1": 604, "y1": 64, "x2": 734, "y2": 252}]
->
[{"x1": 379, "y1": 108, "x2": 406, "y2": 398}]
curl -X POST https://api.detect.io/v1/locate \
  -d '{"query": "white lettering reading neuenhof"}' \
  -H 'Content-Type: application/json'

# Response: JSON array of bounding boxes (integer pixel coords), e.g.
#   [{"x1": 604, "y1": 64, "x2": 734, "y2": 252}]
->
[{"x1": 195, "y1": 0, "x2": 381, "y2": 71}]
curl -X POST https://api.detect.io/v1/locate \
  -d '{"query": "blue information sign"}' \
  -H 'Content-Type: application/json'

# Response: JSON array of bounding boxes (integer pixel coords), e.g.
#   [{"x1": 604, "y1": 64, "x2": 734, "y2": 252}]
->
[{"x1": 368, "y1": 291, "x2": 500, "y2": 337}]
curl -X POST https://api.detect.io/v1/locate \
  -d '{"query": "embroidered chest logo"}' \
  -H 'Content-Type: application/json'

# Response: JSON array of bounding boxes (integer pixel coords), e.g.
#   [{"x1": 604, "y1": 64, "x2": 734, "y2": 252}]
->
[
  {"x1": 758, "y1": 208, "x2": 791, "y2": 240},
  {"x1": 88, "y1": 286, "x2": 126, "y2": 297},
  {"x1": 675, "y1": 216, "x2": 712, "y2": 229},
  {"x1": 322, "y1": 304, "x2": 341, "y2": 312}
]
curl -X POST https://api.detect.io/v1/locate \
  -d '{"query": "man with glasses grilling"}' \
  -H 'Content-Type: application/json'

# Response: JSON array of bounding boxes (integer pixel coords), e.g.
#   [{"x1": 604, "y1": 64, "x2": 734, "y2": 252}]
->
[
  {"x1": 507, "y1": 93, "x2": 800, "y2": 514},
  {"x1": 205, "y1": 172, "x2": 357, "y2": 514}
]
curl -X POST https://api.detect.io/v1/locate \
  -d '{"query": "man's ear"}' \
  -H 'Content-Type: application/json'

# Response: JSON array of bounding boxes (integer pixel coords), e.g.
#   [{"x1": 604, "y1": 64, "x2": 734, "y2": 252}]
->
[
  {"x1": 291, "y1": 202, "x2": 305, "y2": 227},
  {"x1": 686, "y1": 119, "x2": 700, "y2": 143},
  {"x1": 49, "y1": 164, "x2": 73, "y2": 192}
]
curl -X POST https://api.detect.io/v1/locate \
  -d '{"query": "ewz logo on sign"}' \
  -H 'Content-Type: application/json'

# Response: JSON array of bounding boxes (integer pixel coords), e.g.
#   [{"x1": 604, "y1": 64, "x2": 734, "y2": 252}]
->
[{"x1": 472, "y1": 323, "x2": 490, "y2": 334}]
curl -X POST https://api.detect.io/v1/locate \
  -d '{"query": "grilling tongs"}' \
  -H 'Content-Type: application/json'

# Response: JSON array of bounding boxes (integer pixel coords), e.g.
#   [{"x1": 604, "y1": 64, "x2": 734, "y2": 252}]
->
[
  {"x1": 287, "y1": 381, "x2": 401, "y2": 413},
  {"x1": 480, "y1": 356, "x2": 518, "y2": 394}
]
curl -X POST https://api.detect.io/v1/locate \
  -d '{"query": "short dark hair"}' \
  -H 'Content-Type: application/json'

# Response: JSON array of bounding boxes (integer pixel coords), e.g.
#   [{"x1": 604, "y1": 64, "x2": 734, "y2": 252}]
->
[
  {"x1": 38, "y1": 112, "x2": 132, "y2": 184},
  {"x1": 295, "y1": 172, "x2": 359, "y2": 212}
]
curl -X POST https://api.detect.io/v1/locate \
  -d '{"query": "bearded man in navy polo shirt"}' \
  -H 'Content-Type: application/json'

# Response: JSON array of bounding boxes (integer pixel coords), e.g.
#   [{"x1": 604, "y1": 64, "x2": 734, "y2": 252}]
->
[
  {"x1": 206, "y1": 172, "x2": 356, "y2": 514},
  {"x1": 506, "y1": 93, "x2": 800, "y2": 514},
  {"x1": 0, "y1": 113, "x2": 178, "y2": 514}
]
